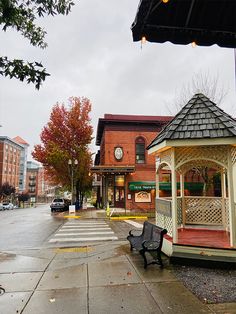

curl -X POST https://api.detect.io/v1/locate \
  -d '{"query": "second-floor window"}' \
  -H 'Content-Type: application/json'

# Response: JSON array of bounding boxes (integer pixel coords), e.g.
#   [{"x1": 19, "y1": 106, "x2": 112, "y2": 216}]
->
[{"x1": 135, "y1": 137, "x2": 145, "y2": 164}]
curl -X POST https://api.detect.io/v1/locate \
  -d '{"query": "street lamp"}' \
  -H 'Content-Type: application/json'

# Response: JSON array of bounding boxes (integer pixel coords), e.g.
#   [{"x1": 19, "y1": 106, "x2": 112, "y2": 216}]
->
[{"x1": 68, "y1": 159, "x2": 78, "y2": 205}]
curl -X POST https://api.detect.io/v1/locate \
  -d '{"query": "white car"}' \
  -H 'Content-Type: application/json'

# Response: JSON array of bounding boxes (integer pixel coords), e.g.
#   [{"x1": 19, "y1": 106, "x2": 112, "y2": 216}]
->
[{"x1": 2, "y1": 202, "x2": 14, "y2": 210}]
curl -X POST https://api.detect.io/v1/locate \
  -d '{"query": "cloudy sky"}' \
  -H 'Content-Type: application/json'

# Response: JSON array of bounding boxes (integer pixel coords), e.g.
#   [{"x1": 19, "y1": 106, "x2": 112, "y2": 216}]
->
[{"x1": 0, "y1": 0, "x2": 236, "y2": 160}]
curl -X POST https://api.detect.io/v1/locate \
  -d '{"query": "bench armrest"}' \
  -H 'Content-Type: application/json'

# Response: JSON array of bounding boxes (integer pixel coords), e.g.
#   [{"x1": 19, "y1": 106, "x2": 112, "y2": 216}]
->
[
  {"x1": 142, "y1": 240, "x2": 161, "y2": 250},
  {"x1": 129, "y1": 229, "x2": 143, "y2": 237}
]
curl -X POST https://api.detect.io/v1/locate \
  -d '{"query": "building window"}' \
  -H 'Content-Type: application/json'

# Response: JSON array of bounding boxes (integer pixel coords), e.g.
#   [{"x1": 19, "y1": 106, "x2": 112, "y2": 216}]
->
[{"x1": 135, "y1": 137, "x2": 145, "y2": 164}]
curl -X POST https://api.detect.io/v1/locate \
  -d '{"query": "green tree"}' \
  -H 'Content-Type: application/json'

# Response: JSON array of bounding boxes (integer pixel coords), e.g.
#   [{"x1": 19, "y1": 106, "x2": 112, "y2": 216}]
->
[
  {"x1": 32, "y1": 96, "x2": 93, "y2": 203},
  {"x1": 0, "y1": 0, "x2": 74, "y2": 89}
]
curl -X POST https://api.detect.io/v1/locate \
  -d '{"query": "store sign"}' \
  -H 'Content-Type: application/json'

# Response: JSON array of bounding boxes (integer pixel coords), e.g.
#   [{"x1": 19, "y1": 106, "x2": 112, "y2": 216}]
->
[
  {"x1": 135, "y1": 191, "x2": 151, "y2": 203},
  {"x1": 129, "y1": 181, "x2": 155, "y2": 191}
]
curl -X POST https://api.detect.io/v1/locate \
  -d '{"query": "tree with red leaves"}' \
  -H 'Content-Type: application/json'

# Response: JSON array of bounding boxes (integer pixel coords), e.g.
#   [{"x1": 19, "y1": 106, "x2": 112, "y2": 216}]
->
[{"x1": 32, "y1": 97, "x2": 93, "y2": 205}]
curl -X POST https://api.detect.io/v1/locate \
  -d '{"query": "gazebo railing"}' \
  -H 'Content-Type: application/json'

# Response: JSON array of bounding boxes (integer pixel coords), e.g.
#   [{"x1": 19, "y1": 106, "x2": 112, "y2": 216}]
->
[
  {"x1": 156, "y1": 197, "x2": 229, "y2": 234},
  {"x1": 184, "y1": 197, "x2": 225, "y2": 225},
  {"x1": 156, "y1": 198, "x2": 173, "y2": 236}
]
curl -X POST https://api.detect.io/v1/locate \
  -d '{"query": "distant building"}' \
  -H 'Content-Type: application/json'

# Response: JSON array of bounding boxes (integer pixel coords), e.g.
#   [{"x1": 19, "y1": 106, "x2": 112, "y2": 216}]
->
[
  {"x1": 12, "y1": 136, "x2": 29, "y2": 192},
  {"x1": 26, "y1": 161, "x2": 56, "y2": 203},
  {"x1": 0, "y1": 136, "x2": 22, "y2": 191}
]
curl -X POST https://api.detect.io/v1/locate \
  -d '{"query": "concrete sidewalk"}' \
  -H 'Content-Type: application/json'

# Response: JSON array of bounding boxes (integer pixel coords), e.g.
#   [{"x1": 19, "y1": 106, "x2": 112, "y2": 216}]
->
[{"x1": 0, "y1": 210, "x2": 235, "y2": 313}]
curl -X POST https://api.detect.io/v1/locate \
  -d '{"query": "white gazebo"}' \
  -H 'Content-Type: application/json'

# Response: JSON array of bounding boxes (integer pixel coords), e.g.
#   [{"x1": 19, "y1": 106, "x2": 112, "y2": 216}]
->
[{"x1": 148, "y1": 93, "x2": 236, "y2": 265}]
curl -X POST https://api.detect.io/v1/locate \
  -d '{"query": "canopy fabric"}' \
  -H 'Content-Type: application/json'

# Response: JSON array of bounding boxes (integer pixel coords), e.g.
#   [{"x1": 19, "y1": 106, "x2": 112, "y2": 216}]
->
[
  {"x1": 132, "y1": 0, "x2": 236, "y2": 48},
  {"x1": 128, "y1": 181, "x2": 204, "y2": 191},
  {"x1": 129, "y1": 181, "x2": 156, "y2": 190},
  {"x1": 91, "y1": 165, "x2": 135, "y2": 174}
]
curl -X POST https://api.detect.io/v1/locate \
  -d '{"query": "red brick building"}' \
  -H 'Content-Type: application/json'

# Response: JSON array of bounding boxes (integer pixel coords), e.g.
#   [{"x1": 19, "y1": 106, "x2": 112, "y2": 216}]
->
[
  {"x1": 26, "y1": 161, "x2": 56, "y2": 203},
  {"x1": 0, "y1": 136, "x2": 22, "y2": 192},
  {"x1": 91, "y1": 114, "x2": 173, "y2": 211}
]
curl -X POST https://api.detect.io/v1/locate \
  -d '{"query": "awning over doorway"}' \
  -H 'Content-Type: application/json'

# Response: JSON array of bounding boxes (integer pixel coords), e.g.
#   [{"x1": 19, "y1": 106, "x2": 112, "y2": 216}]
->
[
  {"x1": 91, "y1": 165, "x2": 135, "y2": 174},
  {"x1": 129, "y1": 181, "x2": 155, "y2": 191},
  {"x1": 131, "y1": 0, "x2": 236, "y2": 48}
]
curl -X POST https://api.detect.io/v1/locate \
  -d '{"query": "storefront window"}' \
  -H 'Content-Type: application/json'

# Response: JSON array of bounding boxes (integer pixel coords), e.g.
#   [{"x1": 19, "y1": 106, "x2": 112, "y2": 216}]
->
[
  {"x1": 115, "y1": 175, "x2": 124, "y2": 186},
  {"x1": 115, "y1": 175, "x2": 125, "y2": 205},
  {"x1": 108, "y1": 187, "x2": 114, "y2": 205}
]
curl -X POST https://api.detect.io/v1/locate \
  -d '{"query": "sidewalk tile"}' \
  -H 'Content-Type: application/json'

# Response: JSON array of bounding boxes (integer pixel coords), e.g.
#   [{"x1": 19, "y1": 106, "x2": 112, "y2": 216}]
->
[
  {"x1": 23, "y1": 288, "x2": 87, "y2": 314},
  {"x1": 207, "y1": 303, "x2": 236, "y2": 313},
  {"x1": 0, "y1": 292, "x2": 31, "y2": 314},
  {"x1": 37, "y1": 264, "x2": 87, "y2": 290},
  {"x1": 146, "y1": 282, "x2": 211, "y2": 313},
  {"x1": 88, "y1": 260, "x2": 142, "y2": 287},
  {"x1": 0, "y1": 272, "x2": 43, "y2": 292},
  {"x1": 0, "y1": 253, "x2": 49, "y2": 272},
  {"x1": 89, "y1": 284, "x2": 162, "y2": 314}
]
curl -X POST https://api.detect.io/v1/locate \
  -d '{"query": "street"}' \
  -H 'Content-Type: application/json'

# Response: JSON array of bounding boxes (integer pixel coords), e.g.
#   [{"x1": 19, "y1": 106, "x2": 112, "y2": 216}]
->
[
  {"x1": 0, "y1": 205, "x2": 234, "y2": 313},
  {"x1": 0, "y1": 204, "x2": 64, "y2": 250},
  {"x1": 0, "y1": 204, "x2": 132, "y2": 250}
]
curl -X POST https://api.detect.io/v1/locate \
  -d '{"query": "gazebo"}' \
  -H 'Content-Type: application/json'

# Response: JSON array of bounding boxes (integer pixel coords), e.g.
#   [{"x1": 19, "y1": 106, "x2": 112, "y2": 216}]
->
[{"x1": 147, "y1": 93, "x2": 236, "y2": 265}]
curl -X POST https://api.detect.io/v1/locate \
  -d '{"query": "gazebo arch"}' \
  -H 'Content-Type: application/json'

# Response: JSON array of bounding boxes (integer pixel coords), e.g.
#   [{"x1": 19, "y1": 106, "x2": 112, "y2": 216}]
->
[{"x1": 148, "y1": 94, "x2": 236, "y2": 264}]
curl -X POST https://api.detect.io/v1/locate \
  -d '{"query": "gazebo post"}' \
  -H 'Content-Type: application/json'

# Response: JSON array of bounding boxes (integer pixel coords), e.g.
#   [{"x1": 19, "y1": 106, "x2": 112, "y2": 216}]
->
[
  {"x1": 155, "y1": 166, "x2": 160, "y2": 226},
  {"x1": 171, "y1": 149, "x2": 178, "y2": 243},
  {"x1": 227, "y1": 152, "x2": 236, "y2": 247},
  {"x1": 221, "y1": 169, "x2": 226, "y2": 230},
  {"x1": 180, "y1": 173, "x2": 185, "y2": 226}
]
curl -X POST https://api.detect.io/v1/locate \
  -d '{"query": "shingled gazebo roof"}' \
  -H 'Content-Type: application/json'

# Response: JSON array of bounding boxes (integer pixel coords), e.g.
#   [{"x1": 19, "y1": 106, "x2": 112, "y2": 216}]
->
[{"x1": 147, "y1": 93, "x2": 236, "y2": 150}]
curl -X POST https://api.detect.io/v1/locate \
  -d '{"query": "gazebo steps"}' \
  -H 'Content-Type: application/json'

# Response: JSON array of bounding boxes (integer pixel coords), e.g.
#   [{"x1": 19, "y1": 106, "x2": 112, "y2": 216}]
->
[{"x1": 169, "y1": 244, "x2": 236, "y2": 269}]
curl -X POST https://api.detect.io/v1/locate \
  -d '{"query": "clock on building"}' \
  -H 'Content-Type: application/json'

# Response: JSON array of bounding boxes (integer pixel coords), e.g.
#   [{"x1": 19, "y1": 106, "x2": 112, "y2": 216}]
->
[{"x1": 114, "y1": 147, "x2": 123, "y2": 160}]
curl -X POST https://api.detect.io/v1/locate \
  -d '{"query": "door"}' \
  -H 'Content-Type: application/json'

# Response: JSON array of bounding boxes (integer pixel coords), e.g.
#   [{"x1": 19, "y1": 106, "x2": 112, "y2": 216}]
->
[{"x1": 114, "y1": 187, "x2": 125, "y2": 208}]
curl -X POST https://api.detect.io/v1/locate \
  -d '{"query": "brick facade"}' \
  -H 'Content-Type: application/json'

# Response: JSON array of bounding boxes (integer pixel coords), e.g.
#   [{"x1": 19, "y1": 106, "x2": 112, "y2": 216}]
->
[
  {"x1": 92, "y1": 114, "x2": 173, "y2": 211},
  {"x1": 0, "y1": 137, "x2": 22, "y2": 192}
]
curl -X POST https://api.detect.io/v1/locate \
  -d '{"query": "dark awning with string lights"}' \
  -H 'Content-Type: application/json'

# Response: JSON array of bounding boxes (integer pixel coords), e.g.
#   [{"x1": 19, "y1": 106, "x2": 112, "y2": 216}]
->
[
  {"x1": 90, "y1": 165, "x2": 135, "y2": 175},
  {"x1": 131, "y1": 0, "x2": 236, "y2": 48}
]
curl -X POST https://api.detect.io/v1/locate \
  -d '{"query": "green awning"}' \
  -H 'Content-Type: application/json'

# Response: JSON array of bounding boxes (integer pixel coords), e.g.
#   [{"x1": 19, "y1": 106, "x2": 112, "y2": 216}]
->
[
  {"x1": 128, "y1": 181, "x2": 204, "y2": 191},
  {"x1": 128, "y1": 181, "x2": 155, "y2": 191}
]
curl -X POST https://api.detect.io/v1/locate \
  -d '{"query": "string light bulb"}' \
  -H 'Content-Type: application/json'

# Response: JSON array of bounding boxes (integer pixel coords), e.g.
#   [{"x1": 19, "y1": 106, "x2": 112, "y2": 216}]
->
[
  {"x1": 141, "y1": 36, "x2": 146, "y2": 44},
  {"x1": 162, "y1": 0, "x2": 169, "y2": 3}
]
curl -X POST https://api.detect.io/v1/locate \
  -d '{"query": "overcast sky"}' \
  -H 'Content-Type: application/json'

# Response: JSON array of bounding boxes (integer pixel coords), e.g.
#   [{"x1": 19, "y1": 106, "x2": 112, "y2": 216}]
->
[{"x1": 0, "y1": 0, "x2": 236, "y2": 161}]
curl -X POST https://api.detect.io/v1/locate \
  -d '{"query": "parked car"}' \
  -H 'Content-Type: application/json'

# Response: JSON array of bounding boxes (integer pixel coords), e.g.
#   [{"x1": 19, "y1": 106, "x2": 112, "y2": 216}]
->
[
  {"x1": 50, "y1": 198, "x2": 70, "y2": 212},
  {"x1": 2, "y1": 202, "x2": 14, "y2": 210}
]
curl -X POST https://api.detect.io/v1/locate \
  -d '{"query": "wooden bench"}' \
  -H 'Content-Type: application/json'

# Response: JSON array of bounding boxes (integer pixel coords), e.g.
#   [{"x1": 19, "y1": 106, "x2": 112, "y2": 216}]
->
[{"x1": 127, "y1": 221, "x2": 167, "y2": 269}]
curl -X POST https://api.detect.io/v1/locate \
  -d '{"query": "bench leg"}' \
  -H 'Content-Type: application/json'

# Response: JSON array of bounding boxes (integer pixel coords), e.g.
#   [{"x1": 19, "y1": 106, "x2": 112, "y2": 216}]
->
[
  {"x1": 140, "y1": 250, "x2": 148, "y2": 269},
  {"x1": 157, "y1": 251, "x2": 163, "y2": 267}
]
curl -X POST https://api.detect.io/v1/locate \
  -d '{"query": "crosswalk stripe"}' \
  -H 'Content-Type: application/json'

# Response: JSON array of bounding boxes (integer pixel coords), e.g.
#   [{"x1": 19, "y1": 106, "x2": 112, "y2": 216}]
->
[
  {"x1": 55, "y1": 232, "x2": 114, "y2": 236},
  {"x1": 62, "y1": 223, "x2": 107, "y2": 226},
  {"x1": 61, "y1": 226, "x2": 109, "y2": 228},
  {"x1": 49, "y1": 236, "x2": 118, "y2": 242},
  {"x1": 58, "y1": 228, "x2": 111, "y2": 231},
  {"x1": 49, "y1": 219, "x2": 118, "y2": 243},
  {"x1": 67, "y1": 222, "x2": 107, "y2": 225}
]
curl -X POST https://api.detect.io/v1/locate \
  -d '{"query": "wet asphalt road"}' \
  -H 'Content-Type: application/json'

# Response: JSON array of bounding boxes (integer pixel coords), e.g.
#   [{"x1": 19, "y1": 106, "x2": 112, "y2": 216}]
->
[
  {"x1": 0, "y1": 205, "x2": 235, "y2": 313},
  {"x1": 0, "y1": 204, "x2": 64, "y2": 250}
]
